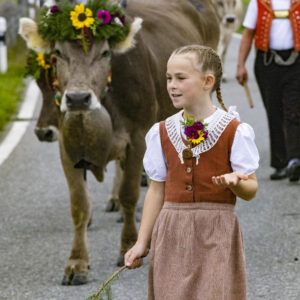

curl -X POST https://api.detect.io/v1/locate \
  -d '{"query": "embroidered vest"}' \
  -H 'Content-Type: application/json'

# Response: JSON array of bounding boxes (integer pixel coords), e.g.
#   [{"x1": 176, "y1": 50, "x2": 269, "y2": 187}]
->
[
  {"x1": 255, "y1": 0, "x2": 300, "y2": 52},
  {"x1": 159, "y1": 111, "x2": 240, "y2": 204}
]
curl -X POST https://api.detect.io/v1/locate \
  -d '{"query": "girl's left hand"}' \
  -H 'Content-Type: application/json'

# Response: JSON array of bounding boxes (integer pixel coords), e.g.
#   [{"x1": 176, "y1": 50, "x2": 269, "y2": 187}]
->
[{"x1": 212, "y1": 172, "x2": 248, "y2": 188}]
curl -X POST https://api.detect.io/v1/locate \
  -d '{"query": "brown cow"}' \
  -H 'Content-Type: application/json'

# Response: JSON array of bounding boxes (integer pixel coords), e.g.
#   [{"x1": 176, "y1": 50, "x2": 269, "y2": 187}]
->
[
  {"x1": 213, "y1": 0, "x2": 243, "y2": 80},
  {"x1": 33, "y1": 70, "x2": 123, "y2": 211},
  {"x1": 20, "y1": 0, "x2": 219, "y2": 285}
]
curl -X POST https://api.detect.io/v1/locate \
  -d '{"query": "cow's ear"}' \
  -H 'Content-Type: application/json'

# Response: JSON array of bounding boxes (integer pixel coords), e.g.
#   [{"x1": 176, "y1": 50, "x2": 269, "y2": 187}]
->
[
  {"x1": 18, "y1": 18, "x2": 51, "y2": 53},
  {"x1": 112, "y1": 17, "x2": 143, "y2": 53}
]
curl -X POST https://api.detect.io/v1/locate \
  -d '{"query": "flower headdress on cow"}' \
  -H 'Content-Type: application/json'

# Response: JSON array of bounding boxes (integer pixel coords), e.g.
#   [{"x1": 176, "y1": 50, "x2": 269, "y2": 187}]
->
[
  {"x1": 24, "y1": 49, "x2": 62, "y2": 105},
  {"x1": 38, "y1": 0, "x2": 130, "y2": 53},
  {"x1": 20, "y1": 0, "x2": 142, "y2": 104},
  {"x1": 25, "y1": 50, "x2": 55, "y2": 79},
  {"x1": 19, "y1": 0, "x2": 142, "y2": 55}
]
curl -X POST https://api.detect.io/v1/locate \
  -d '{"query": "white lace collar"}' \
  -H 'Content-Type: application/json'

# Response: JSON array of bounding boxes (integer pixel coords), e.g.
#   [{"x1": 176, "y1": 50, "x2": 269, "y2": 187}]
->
[{"x1": 165, "y1": 107, "x2": 238, "y2": 164}]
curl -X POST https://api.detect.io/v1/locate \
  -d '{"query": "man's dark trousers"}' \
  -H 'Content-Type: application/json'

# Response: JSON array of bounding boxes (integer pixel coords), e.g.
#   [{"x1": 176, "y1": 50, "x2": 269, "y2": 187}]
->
[{"x1": 255, "y1": 49, "x2": 300, "y2": 169}]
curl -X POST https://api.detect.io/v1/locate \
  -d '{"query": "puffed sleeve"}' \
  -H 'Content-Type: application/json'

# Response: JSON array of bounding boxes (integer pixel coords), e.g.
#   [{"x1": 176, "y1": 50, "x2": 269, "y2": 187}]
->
[
  {"x1": 243, "y1": 0, "x2": 257, "y2": 29},
  {"x1": 143, "y1": 123, "x2": 167, "y2": 182},
  {"x1": 230, "y1": 123, "x2": 259, "y2": 175}
]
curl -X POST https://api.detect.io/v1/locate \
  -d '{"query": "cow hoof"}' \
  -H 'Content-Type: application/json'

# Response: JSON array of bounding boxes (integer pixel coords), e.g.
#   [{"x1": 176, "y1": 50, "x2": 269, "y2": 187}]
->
[
  {"x1": 140, "y1": 173, "x2": 148, "y2": 187},
  {"x1": 117, "y1": 255, "x2": 125, "y2": 266},
  {"x1": 62, "y1": 274, "x2": 71, "y2": 285},
  {"x1": 71, "y1": 273, "x2": 88, "y2": 285},
  {"x1": 105, "y1": 198, "x2": 120, "y2": 212},
  {"x1": 61, "y1": 273, "x2": 88, "y2": 285}
]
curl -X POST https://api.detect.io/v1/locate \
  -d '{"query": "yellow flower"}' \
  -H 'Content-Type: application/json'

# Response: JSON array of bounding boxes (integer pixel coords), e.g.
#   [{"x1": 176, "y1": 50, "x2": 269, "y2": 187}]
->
[
  {"x1": 190, "y1": 131, "x2": 206, "y2": 145},
  {"x1": 36, "y1": 53, "x2": 50, "y2": 69},
  {"x1": 70, "y1": 3, "x2": 94, "y2": 29}
]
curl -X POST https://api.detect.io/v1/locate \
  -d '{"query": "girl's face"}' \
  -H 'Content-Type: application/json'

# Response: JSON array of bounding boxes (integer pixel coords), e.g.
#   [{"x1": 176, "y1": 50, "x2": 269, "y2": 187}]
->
[{"x1": 166, "y1": 54, "x2": 207, "y2": 110}]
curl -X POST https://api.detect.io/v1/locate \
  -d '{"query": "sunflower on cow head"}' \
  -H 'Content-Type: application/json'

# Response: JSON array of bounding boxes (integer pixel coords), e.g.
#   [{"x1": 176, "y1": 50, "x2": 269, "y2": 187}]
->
[{"x1": 70, "y1": 3, "x2": 95, "y2": 30}]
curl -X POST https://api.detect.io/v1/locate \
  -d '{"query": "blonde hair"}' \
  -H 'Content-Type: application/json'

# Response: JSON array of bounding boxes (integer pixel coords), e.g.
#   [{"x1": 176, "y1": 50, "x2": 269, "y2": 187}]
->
[{"x1": 170, "y1": 45, "x2": 227, "y2": 112}]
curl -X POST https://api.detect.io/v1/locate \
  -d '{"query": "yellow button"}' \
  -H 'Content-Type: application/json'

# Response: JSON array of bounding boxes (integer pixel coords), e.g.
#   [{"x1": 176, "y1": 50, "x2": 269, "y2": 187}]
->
[
  {"x1": 186, "y1": 185, "x2": 193, "y2": 191},
  {"x1": 186, "y1": 167, "x2": 192, "y2": 173}
]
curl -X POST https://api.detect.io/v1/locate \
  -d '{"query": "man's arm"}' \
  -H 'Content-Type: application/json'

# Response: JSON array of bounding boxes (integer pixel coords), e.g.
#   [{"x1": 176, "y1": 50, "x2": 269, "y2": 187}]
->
[{"x1": 236, "y1": 28, "x2": 255, "y2": 85}]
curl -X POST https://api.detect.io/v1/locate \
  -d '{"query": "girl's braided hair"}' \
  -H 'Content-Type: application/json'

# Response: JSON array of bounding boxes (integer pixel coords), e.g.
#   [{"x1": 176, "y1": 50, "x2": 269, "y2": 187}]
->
[{"x1": 170, "y1": 45, "x2": 228, "y2": 112}]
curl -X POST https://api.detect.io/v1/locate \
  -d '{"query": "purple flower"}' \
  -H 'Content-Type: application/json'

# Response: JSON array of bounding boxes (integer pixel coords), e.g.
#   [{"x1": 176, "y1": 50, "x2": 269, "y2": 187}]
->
[
  {"x1": 193, "y1": 121, "x2": 204, "y2": 131},
  {"x1": 49, "y1": 55, "x2": 57, "y2": 65},
  {"x1": 119, "y1": 16, "x2": 126, "y2": 25},
  {"x1": 184, "y1": 126, "x2": 200, "y2": 139},
  {"x1": 112, "y1": 13, "x2": 126, "y2": 25},
  {"x1": 97, "y1": 10, "x2": 111, "y2": 24},
  {"x1": 50, "y1": 5, "x2": 59, "y2": 14},
  {"x1": 203, "y1": 131, "x2": 208, "y2": 139}
]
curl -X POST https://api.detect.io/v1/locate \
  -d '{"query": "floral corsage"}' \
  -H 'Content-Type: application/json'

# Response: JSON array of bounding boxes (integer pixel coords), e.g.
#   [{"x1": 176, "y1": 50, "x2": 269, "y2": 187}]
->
[{"x1": 180, "y1": 115, "x2": 208, "y2": 145}]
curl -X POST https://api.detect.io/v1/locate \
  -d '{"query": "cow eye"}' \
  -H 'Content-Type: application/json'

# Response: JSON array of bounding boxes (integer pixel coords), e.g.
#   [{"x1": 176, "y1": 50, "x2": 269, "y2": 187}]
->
[
  {"x1": 217, "y1": 1, "x2": 224, "y2": 7},
  {"x1": 55, "y1": 49, "x2": 62, "y2": 58},
  {"x1": 102, "y1": 50, "x2": 111, "y2": 58}
]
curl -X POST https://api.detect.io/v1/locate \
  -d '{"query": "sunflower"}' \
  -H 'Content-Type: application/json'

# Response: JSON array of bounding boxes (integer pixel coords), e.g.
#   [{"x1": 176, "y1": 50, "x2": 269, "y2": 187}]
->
[
  {"x1": 189, "y1": 130, "x2": 206, "y2": 145},
  {"x1": 70, "y1": 3, "x2": 94, "y2": 29},
  {"x1": 36, "y1": 53, "x2": 50, "y2": 69}
]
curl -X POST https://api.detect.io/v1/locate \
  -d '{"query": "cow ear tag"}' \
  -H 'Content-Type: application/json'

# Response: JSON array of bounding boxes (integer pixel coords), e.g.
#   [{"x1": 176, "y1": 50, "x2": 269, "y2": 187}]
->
[{"x1": 55, "y1": 92, "x2": 62, "y2": 107}]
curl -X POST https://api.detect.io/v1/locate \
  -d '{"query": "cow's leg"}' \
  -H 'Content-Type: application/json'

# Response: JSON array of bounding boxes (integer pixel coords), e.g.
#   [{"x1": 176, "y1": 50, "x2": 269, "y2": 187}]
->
[
  {"x1": 218, "y1": 26, "x2": 233, "y2": 82},
  {"x1": 106, "y1": 160, "x2": 122, "y2": 212},
  {"x1": 59, "y1": 142, "x2": 91, "y2": 285},
  {"x1": 117, "y1": 132, "x2": 145, "y2": 265}
]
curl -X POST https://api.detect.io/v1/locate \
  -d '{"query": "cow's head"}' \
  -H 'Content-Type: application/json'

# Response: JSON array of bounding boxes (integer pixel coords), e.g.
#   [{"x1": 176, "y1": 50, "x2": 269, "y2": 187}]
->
[
  {"x1": 24, "y1": 50, "x2": 60, "y2": 142},
  {"x1": 19, "y1": 0, "x2": 142, "y2": 113},
  {"x1": 214, "y1": 0, "x2": 241, "y2": 25}
]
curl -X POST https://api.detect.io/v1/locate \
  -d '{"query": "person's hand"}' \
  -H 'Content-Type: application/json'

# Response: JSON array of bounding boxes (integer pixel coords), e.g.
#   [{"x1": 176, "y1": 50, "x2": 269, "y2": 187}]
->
[
  {"x1": 236, "y1": 65, "x2": 248, "y2": 86},
  {"x1": 124, "y1": 242, "x2": 149, "y2": 269},
  {"x1": 212, "y1": 172, "x2": 248, "y2": 188}
]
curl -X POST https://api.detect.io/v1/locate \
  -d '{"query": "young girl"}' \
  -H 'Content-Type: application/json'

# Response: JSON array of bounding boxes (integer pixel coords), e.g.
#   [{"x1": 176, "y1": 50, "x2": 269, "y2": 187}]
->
[{"x1": 125, "y1": 45, "x2": 259, "y2": 300}]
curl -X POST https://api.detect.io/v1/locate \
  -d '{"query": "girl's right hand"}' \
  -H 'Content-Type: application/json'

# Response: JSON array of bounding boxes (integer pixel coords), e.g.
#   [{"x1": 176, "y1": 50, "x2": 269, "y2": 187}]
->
[{"x1": 124, "y1": 242, "x2": 149, "y2": 269}]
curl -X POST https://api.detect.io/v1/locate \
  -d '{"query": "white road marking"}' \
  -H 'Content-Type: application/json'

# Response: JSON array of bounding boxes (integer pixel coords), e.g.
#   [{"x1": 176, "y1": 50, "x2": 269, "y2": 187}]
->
[{"x1": 0, "y1": 80, "x2": 40, "y2": 166}]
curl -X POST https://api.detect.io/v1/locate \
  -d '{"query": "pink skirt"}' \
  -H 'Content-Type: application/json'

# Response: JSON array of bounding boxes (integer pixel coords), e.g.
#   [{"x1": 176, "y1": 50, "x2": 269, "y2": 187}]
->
[{"x1": 148, "y1": 202, "x2": 246, "y2": 300}]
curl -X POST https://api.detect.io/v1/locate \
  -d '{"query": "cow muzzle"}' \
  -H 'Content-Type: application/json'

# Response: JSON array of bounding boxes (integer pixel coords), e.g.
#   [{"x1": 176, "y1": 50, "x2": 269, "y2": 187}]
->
[
  {"x1": 66, "y1": 92, "x2": 92, "y2": 110},
  {"x1": 225, "y1": 16, "x2": 235, "y2": 24},
  {"x1": 34, "y1": 126, "x2": 58, "y2": 142}
]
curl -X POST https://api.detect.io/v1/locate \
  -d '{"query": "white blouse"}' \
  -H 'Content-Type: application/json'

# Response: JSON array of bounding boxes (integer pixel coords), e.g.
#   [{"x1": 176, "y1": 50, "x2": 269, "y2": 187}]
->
[
  {"x1": 143, "y1": 107, "x2": 259, "y2": 182},
  {"x1": 243, "y1": 0, "x2": 294, "y2": 50}
]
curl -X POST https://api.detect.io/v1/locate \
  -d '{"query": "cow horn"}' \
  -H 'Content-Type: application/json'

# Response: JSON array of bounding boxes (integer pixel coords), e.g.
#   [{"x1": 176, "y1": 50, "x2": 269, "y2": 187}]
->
[{"x1": 119, "y1": 0, "x2": 127, "y2": 9}]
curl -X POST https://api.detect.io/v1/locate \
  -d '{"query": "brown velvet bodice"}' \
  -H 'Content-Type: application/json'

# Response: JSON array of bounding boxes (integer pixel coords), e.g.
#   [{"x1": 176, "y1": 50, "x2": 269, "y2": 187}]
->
[{"x1": 159, "y1": 118, "x2": 240, "y2": 204}]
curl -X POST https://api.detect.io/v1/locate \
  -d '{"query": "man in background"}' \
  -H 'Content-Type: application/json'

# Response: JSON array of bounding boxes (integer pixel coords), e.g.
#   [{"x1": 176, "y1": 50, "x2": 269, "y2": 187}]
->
[{"x1": 236, "y1": 0, "x2": 300, "y2": 181}]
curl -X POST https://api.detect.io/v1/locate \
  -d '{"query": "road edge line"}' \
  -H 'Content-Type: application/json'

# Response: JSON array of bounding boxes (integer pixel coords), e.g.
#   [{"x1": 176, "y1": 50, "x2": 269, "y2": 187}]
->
[{"x1": 0, "y1": 80, "x2": 40, "y2": 166}]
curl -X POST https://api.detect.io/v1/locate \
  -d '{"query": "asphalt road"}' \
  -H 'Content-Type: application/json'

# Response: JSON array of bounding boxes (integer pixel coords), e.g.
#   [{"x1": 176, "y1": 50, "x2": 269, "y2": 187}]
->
[{"x1": 0, "y1": 36, "x2": 300, "y2": 300}]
